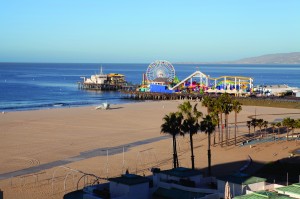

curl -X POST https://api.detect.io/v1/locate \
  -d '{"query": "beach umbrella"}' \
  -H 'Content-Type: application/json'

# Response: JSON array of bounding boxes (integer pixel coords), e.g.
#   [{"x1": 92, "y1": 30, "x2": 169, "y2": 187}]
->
[{"x1": 224, "y1": 181, "x2": 232, "y2": 199}]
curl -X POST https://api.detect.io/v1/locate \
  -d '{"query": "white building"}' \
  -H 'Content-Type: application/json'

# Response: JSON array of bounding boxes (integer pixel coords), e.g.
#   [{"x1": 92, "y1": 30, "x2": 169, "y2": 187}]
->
[
  {"x1": 109, "y1": 174, "x2": 150, "y2": 199},
  {"x1": 152, "y1": 167, "x2": 219, "y2": 199},
  {"x1": 70, "y1": 167, "x2": 220, "y2": 199},
  {"x1": 217, "y1": 173, "x2": 266, "y2": 197},
  {"x1": 82, "y1": 174, "x2": 150, "y2": 199}
]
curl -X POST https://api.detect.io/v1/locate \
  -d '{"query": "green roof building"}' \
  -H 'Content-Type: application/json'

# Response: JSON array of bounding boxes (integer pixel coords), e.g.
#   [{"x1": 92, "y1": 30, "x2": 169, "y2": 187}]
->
[
  {"x1": 153, "y1": 187, "x2": 211, "y2": 199},
  {"x1": 276, "y1": 183, "x2": 300, "y2": 199},
  {"x1": 234, "y1": 190, "x2": 295, "y2": 199}
]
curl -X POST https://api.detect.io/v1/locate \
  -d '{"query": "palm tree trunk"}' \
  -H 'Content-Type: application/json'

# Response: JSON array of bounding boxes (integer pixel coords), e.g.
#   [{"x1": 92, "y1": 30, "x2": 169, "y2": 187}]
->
[
  {"x1": 235, "y1": 111, "x2": 237, "y2": 145},
  {"x1": 213, "y1": 131, "x2": 216, "y2": 146},
  {"x1": 286, "y1": 127, "x2": 289, "y2": 141},
  {"x1": 225, "y1": 114, "x2": 229, "y2": 146},
  {"x1": 259, "y1": 127, "x2": 262, "y2": 136},
  {"x1": 190, "y1": 133, "x2": 195, "y2": 170},
  {"x1": 173, "y1": 135, "x2": 178, "y2": 168},
  {"x1": 208, "y1": 132, "x2": 212, "y2": 176},
  {"x1": 218, "y1": 114, "x2": 221, "y2": 143},
  {"x1": 175, "y1": 137, "x2": 179, "y2": 168},
  {"x1": 220, "y1": 113, "x2": 224, "y2": 147}
]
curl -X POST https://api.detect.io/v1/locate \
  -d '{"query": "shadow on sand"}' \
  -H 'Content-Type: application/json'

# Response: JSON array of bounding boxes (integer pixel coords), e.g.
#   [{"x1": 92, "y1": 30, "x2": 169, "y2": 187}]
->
[{"x1": 201, "y1": 156, "x2": 300, "y2": 185}]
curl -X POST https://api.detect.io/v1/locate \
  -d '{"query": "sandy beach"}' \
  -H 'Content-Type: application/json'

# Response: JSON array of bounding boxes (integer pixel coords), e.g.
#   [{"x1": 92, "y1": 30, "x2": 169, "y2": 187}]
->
[{"x1": 0, "y1": 101, "x2": 300, "y2": 199}]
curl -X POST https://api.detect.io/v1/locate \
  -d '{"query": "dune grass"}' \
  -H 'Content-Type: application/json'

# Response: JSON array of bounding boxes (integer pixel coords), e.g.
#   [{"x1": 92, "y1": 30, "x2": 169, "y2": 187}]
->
[{"x1": 236, "y1": 98, "x2": 300, "y2": 109}]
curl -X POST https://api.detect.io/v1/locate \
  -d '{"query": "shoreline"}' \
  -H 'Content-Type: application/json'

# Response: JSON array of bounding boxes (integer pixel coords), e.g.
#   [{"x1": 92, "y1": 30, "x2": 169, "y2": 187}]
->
[
  {"x1": 0, "y1": 99, "x2": 144, "y2": 113},
  {"x1": 2, "y1": 95, "x2": 300, "y2": 114}
]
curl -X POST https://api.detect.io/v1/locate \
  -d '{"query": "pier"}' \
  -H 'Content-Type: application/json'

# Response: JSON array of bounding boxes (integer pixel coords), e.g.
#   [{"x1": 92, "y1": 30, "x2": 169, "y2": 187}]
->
[
  {"x1": 121, "y1": 91, "x2": 204, "y2": 101},
  {"x1": 78, "y1": 68, "x2": 139, "y2": 91},
  {"x1": 78, "y1": 82, "x2": 122, "y2": 91},
  {"x1": 78, "y1": 82, "x2": 138, "y2": 91}
]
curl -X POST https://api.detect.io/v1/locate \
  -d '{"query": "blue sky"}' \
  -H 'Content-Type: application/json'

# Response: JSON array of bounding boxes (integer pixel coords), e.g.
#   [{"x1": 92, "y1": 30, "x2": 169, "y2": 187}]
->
[{"x1": 0, "y1": 0, "x2": 299, "y2": 63}]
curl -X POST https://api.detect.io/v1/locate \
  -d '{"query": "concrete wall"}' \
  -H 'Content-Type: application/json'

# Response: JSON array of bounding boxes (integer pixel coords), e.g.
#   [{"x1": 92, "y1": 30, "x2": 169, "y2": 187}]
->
[
  {"x1": 110, "y1": 182, "x2": 149, "y2": 199},
  {"x1": 83, "y1": 194, "x2": 104, "y2": 199},
  {"x1": 158, "y1": 173, "x2": 203, "y2": 185},
  {"x1": 248, "y1": 182, "x2": 265, "y2": 192},
  {"x1": 83, "y1": 183, "x2": 109, "y2": 194},
  {"x1": 157, "y1": 181, "x2": 219, "y2": 194}
]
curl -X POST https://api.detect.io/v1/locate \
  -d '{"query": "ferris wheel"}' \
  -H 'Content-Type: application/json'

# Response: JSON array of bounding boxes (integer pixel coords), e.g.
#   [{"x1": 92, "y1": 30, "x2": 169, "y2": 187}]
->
[{"x1": 146, "y1": 60, "x2": 176, "y2": 82}]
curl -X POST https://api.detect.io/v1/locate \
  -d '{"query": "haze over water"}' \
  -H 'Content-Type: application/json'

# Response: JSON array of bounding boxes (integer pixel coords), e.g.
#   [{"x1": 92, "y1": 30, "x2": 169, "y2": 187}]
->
[{"x1": 0, "y1": 63, "x2": 299, "y2": 112}]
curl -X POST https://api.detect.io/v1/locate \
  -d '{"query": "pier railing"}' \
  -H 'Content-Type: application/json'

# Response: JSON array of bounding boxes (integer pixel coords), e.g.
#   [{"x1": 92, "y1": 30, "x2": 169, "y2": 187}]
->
[{"x1": 120, "y1": 91, "x2": 204, "y2": 101}]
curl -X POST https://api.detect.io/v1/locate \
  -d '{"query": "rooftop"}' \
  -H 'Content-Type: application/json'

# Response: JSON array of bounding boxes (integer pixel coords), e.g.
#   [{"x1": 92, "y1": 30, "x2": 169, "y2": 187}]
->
[
  {"x1": 108, "y1": 174, "x2": 150, "y2": 186},
  {"x1": 218, "y1": 173, "x2": 266, "y2": 185},
  {"x1": 234, "y1": 191, "x2": 294, "y2": 199},
  {"x1": 153, "y1": 187, "x2": 210, "y2": 199},
  {"x1": 152, "y1": 77, "x2": 170, "y2": 83},
  {"x1": 276, "y1": 183, "x2": 300, "y2": 196},
  {"x1": 160, "y1": 167, "x2": 202, "y2": 178}
]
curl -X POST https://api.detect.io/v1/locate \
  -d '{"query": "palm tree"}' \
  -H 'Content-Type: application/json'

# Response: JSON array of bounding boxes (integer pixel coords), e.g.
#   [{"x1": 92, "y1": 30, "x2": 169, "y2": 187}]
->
[
  {"x1": 214, "y1": 97, "x2": 224, "y2": 146},
  {"x1": 295, "y1": 119, "x2": 300, "y2": 144},
  {"x1": 257, "y1": 119, "x2": 264, "y2": 136},
  {"x1": 270, "y1": 122, "x2": 276, "y2": 137},
  {"x1": 202, "y1": 96, "x2": 213, "y2": 114},
  {"x1": 161, "y1": 112, "x2": 183, "y2": 168},
  {"x1": 276, "y1": 122, "x2": 282, "y2": 139},
  {"x1": 232, "y1": 100, "x2": 242, "y2": 145},
  {"x1": 282, "y1": 117, "x2": 292, "y2": 141},
  {"x1": 295, "y1": 119, "x2": 300, "y2": 134},
  {"x1": 263, "y1": 120, "x2": 268, "y2": 137},
  {"x1": 289, "y1": 118, "x2": 296, "y2": 138},
  {"x1": 200, "y1": 114, "x2": 217, "y2": 176},
  {"x1": 213, "y1": 98, "x2": 223, "y2": 144},
  {"x1": 219, "y1": 94, "x2": 233, "y2": 146},
  {"x1": 210, "y1": 110, "x2": 219, "y2": 145},
  {"x1": 178, "y1": 101, "x2": 202, "y2": 170},
  {"x1": 204, "y1": 97, "x2": 219, "y2": 145},
  {"x1": 246, "y1": 121, "x2": 251, "y2": 135},
  {"x1": 251, "y1": 118, "x2": 258, "y2": 135}
]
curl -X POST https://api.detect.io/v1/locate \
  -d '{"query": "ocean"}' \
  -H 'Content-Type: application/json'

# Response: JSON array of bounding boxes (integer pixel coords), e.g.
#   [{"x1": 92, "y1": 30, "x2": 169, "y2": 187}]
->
[{"x1": 0, "y1": 63, "x2": 299, "y2": 112}]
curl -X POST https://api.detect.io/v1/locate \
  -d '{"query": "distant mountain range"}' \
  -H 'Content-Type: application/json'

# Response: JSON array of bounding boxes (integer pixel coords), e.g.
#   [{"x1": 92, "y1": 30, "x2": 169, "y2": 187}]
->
[
  {"x1": 226, "y1": 52, "x2": 300, "y2": 64},
  {"x1": 177, "y1": 52, "x2": 300, "y2": 64}
]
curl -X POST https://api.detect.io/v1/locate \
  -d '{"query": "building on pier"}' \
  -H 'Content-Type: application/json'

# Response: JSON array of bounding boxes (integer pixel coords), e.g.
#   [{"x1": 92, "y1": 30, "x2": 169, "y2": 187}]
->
[{"x1": 78, "y1": 67, "x2": 127, "y2": 91}]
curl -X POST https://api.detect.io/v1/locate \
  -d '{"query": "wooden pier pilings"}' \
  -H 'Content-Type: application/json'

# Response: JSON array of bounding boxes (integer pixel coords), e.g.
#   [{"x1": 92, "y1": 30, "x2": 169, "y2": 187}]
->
[{"x1": 121, "y1": 91, "x2": 204, "y2": 101}]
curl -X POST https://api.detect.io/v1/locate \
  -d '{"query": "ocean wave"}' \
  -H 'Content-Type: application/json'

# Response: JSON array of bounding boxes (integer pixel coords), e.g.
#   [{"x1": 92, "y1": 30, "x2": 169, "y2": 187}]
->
[{"x1": 0, "y1": 98, "x2": 130, "y2": 112}]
